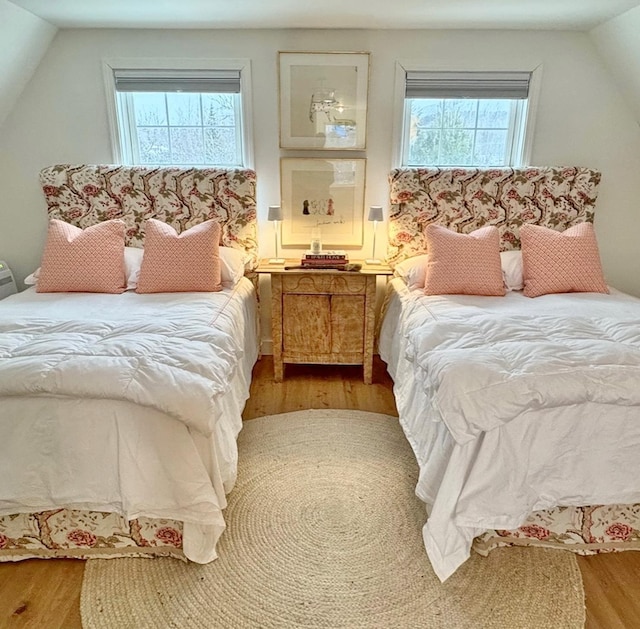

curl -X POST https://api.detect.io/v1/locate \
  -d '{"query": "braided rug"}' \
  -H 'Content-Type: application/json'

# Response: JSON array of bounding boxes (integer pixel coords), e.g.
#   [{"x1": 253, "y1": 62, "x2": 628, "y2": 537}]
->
[{"x1": 81, "y1": 409, "x2": 585, "y2": 628}]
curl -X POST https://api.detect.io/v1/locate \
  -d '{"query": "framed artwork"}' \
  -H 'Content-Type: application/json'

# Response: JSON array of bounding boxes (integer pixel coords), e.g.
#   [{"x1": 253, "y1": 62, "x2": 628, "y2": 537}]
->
[
  {"x1": 279, "y1": 52, "x2": 370, "y2": 150},
  {"x1": 280, "y1": 158, "x2": 366, "y2": 247}
]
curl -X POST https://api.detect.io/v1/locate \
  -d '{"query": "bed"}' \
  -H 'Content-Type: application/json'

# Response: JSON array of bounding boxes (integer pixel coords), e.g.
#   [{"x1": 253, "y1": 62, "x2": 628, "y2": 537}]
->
[
  {"x1": 0, "y1": 164, "x2": 259, "y2": 562},
  {"x1": 379, "y1": 167, "x2": 640, "y2": 582}
]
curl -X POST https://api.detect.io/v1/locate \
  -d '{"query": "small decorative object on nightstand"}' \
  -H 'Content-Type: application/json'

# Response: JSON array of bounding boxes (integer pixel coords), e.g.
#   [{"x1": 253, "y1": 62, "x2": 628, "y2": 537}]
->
[
  {"x1": 310, "y1": 227, "x2": 322, "y2": 254},
  {"x1": 0, "y1": 261, "x2": 17, "y2": 300},
  {"x1": 267, "y1": 205, "x2": 285, "y2": 265},
  {"x1": 256, "y1": 260, "x2": 393, "y2": 384},
  {"x1": 365, "y1": 205, "x2": 383, "y2": 265}
]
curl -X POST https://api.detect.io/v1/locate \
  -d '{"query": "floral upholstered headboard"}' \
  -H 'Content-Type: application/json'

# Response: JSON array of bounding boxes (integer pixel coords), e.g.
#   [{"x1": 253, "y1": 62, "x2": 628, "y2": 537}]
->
[
  {"x1": 387, "y1": 167, "x2": 601, "y2": 267},
  {"x1": 39, "y1": 164, "x2": 259, "y2": 270}
]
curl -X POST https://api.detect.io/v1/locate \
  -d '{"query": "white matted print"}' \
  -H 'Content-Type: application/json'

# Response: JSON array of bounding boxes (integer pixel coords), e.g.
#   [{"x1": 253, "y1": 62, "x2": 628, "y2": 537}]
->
[
  {"x1": 280, "y1": 158, "x2": 366, "y2": 247},
  {"x1": 279, "y1": 52, "x2": 369, "y2": 150}
]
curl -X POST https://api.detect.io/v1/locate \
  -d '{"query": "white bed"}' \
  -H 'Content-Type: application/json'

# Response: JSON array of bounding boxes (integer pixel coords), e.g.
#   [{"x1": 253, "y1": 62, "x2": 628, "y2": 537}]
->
[
  {"x1": 380, "y1": 279, "x2": 640, "y2": 581},
  {"x1": 0, "y1": 281, "x2": 258, "y2": 562},
  {"x1": 0, "y1": 164, "x2": 260, "y2": 562},
  {"x1": 380, "y1": 166, "x2": 640, "y2": 582}
]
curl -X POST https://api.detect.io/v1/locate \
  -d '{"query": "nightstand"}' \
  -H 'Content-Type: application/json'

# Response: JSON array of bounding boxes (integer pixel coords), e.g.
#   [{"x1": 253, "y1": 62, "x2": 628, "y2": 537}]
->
[{"x1": 256, "y1": 260, "x2": 393, "y2": 384}]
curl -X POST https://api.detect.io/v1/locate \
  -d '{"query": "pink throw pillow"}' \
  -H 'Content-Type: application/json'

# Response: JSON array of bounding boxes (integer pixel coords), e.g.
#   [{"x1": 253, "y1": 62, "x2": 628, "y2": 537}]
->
[
  {"x1": 37, "y1": 219, "x2": 126, "y2": 293},
  {"x1": 424, "y1": 225, "x2": 505, "y2": 296},
  {"x1": 521, "y1": 223, "x2": 608, "y2": 298},
  {"x1": 136, "y1": 219, "x2": 222, "y2": 293}
]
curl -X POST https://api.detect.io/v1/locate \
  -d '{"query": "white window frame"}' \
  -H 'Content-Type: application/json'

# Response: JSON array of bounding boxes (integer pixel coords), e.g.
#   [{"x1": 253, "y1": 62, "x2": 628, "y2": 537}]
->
[
  {"x1": 102, "y1": 57, "x2": 254, "y2": 168},
  {"x1": 392, "y1": 61, "x2": 542, "y2": 169}
]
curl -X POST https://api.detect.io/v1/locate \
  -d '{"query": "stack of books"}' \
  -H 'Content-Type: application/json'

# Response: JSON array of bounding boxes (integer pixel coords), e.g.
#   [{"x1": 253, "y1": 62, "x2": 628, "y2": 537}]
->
[{"x1": 301, "y1": 250, "x2": 348, "y2": 268}]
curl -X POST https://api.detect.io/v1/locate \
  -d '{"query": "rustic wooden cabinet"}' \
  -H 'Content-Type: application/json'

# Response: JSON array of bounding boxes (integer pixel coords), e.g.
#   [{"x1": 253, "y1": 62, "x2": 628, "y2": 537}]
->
[{"x1": 257, "y1": 262, "x2": 392, "y2": 384}]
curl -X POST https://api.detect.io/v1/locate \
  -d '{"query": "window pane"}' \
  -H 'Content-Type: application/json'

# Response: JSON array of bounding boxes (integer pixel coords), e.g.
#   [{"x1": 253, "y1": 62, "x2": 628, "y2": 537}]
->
[
  {"x1": 403, "y1": 95, "x2": 526, "y2": 167},
  {"x1": 439, "y1": 129, "x2": 474, "y2": 165},
  {"x1": 410, "y1": 99, "x2": 443, "y2": 129},
  {"x1": 477, "y1": 100, "x2": 511, "y2": 129},
  {"x1": 407, "y1": 129, "x2": 440, "y2": 165},
  {"x1": 202, "y1": 93, "x2": 236, "y2": 126},
  {"x1": 169, "y1": 128, "x2": 204, "y2": 164},
  {"x1": 116, "y1": 78, "x2": 244, "y2": 166},
  {"x1": 473, "y1": 130, "x2": 509, "y2": 165},
  {"x1": 204, "y1": 127, "x2": 238, "y2": 165},
  {"x1": 443, "y1": 100, "x2": 477, "y2": 128},
  {"x1": 167, "y1": 93, "x2": 202, "y2": 126},
  {"x1": 132, "y1": 93, "x2": 167, "y2": 126},
  {"x1": 138, "y1": 127, "x2": 171, "y2": 164}
]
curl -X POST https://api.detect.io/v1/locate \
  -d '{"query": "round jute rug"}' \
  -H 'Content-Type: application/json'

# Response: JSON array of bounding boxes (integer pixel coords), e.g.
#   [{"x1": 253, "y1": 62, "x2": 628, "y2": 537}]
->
[{"x1": 81, "y1": 409, "x2": 585, "y2": 629}]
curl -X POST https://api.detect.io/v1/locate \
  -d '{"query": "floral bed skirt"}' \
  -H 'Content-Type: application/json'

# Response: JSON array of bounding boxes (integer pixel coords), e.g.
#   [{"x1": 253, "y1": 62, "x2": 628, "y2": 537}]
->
[
  {"x1": 474, "y1": 504, "x2": 640, "y2": 556},
  {"x1": 0, "y1": 509, "x2": 186, "y2": 561},
  {"x1": 2, "y1": 504, "x2": 640, "y2": 562}
]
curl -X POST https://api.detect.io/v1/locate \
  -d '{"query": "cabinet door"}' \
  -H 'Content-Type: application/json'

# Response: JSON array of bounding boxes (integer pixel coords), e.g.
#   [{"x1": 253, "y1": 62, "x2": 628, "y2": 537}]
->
[
  {"x1": 330, "y1": 295, "x2": 365, "y2": 354},
  {"x1": 282, "y1": 294, "x2": 331, "y2": 354}
]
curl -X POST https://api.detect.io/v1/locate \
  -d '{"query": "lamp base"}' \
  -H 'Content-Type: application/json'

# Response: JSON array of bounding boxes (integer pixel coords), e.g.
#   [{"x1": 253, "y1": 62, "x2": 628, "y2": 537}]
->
[
  {"x1": 365, "y1": 258, "x2": 382, "y2": 265},
  {"x1": 268, "y1": 257, "x2": 286, "y2": 265}
]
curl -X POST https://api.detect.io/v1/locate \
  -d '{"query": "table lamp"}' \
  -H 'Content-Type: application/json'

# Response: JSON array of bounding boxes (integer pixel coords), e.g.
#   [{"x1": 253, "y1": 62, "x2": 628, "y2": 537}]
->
[
  {"x1": 365, "y1": 205, "x2": 383, "y2": 265},
  {"x1": 268, "y1": 205, "x2": 285, "y2": 264}
]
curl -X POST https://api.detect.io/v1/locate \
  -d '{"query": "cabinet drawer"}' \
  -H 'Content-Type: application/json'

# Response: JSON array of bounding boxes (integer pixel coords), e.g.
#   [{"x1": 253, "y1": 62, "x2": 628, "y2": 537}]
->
[{"x1": 281, "y1": 274, "x2": 367, "y2": 295}]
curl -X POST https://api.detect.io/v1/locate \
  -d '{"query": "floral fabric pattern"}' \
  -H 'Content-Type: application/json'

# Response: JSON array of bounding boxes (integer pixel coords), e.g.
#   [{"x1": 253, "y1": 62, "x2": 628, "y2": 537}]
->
[
  {"x1": 39, "y1": 164, "x2": 259, "y2": 270},
  {"x1": 0, "y1": 510, "x2": 186, "y2": 561},
  {"x1": 474, "y1": 504, "x2": 640, "y2": 557},
  {"x1": 387, "y1": 167, "x2": 601, "y2": 267}
]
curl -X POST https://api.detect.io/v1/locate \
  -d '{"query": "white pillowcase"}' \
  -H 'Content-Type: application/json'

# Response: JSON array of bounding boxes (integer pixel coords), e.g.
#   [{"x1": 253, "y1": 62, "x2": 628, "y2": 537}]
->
[
  {"x1": 393, "y1": 254, "x2": 429, "y2": 290},
  {"x1": 25, "y1": 245, "x2": 248, "y2": 290},
  {"x1": 218, "y1": 246, "x2": 249, "y2": 286},
  {"x1": 393, "y1": 250, "x2": 524, "y2": 292},
  {"x1": 500, "y1": 250, "x2": 524, "y2": 291},
  {"x1": 124, "y1": 246, "x2": 144, "y2": 289}
]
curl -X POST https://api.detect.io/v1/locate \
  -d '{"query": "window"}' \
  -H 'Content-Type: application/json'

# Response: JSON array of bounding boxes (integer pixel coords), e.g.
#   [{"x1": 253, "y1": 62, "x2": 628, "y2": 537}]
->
[
  {"x1": 111, "y1": 68, "x2": 247, "y2": 167},
  {"x1": 401, "y1": 71, "x2": 532, "y2": 167}
]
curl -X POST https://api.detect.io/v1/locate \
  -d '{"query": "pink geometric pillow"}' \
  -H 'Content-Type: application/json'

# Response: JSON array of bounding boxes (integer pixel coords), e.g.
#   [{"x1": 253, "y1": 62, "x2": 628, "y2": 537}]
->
[
  {"x1": 521, "y1": 223, "x2": 608, "y2": 298},
  {"x1": 424, "y1": 224, "x2": 505, "y2": 296},
  {"x1": 37, "y1": 219, "x2": 126, "y2": 293},
  {"x1": 136, "y1": 219, "x2": 222, "y2": 293}
]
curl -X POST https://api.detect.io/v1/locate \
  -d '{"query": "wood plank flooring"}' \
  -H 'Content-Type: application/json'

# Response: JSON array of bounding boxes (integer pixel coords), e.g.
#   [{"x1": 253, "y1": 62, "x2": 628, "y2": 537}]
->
[{"x1": 0, "y1": 356, "x2": 638, "y2": 628}]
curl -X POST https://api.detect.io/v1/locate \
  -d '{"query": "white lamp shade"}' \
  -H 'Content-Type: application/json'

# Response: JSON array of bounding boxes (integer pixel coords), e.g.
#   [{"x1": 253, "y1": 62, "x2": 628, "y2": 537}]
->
[
  {"x1": 268, "y1": 205, "x2": 283, "y2": 221},
  {"x1": 368, "y1": 205, "x2": 383, "y2": 222}
]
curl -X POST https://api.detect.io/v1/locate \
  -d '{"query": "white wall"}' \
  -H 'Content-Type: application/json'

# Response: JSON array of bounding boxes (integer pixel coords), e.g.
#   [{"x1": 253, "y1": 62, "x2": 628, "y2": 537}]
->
[
  {"x1": 590, "y1": 5, "x2": 640, "y2": 125},
  {"x1": 1, "y1": 27, "x2": 639, "y2": 348},
  {"x1": 0, "y1": 0, "x2": 57, "y2": 128}
]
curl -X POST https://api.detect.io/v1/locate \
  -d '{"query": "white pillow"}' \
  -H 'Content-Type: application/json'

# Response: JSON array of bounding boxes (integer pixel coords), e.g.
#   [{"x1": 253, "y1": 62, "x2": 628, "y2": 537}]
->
[
  {"x1": 124, "y1": 246, "x2": 144, "y2": 289},
  {"x1": 393, "y1": 254, "x2": 429, "y2": 290},
  {"x1": 218, "y1": 246, "x2": 249, "y2": 286},
  {"x1": 25, "y1": 245, "x2": 249, "y2": 290},
  {"x1": 393, "y1": 250, "x2": 524, "y2": 292},
  {"x1": 500, "y1": 250, "x2": 524, "y2": 291}
]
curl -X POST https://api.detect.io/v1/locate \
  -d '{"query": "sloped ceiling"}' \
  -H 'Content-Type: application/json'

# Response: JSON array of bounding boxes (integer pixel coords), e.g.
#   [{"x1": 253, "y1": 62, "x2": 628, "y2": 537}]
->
[
  {"x1": 590, "y1": 5, "x2": 640, "y2": 125},
  {"x1": 0, "y1": 0, "x2": 56, "y2": 129}
]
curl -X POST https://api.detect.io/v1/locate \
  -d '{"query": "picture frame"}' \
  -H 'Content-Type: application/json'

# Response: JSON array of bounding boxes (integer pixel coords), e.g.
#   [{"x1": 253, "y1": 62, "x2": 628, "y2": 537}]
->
[
  {"x1": 280, "y1": 158, "x2": 366, "y2": 247},
  {"x1": 279, "y1": 52, "x2": 370, "y2": 150}
]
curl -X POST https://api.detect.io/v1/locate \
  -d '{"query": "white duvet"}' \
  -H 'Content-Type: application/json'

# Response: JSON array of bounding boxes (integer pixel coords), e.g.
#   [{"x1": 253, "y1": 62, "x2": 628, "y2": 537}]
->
[
  {"x1": 0, "y1": 280, "x2": 258, "y2": 562},
  {"x1": 380, "y1": 279, "x2": 640, "y2": 581}
]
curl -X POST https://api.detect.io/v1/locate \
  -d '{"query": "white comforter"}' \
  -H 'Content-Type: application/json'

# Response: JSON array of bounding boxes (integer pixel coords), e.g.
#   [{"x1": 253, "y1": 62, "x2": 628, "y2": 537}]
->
[
  {"x1": 380, "y1": 280, "x2": 640, "y2": 581},
  {"x1": 0, "y1": 281, "x2": 258, "y2": 562},
  {"x1": 0, "y1": 291, "x2": 243, "y2": 437}
]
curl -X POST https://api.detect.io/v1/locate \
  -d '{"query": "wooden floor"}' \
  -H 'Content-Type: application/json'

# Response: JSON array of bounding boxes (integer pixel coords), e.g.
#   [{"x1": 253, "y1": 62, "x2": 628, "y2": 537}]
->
[{"x1": 0, "y1": 356, "x2": 639, "y2": 628}]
